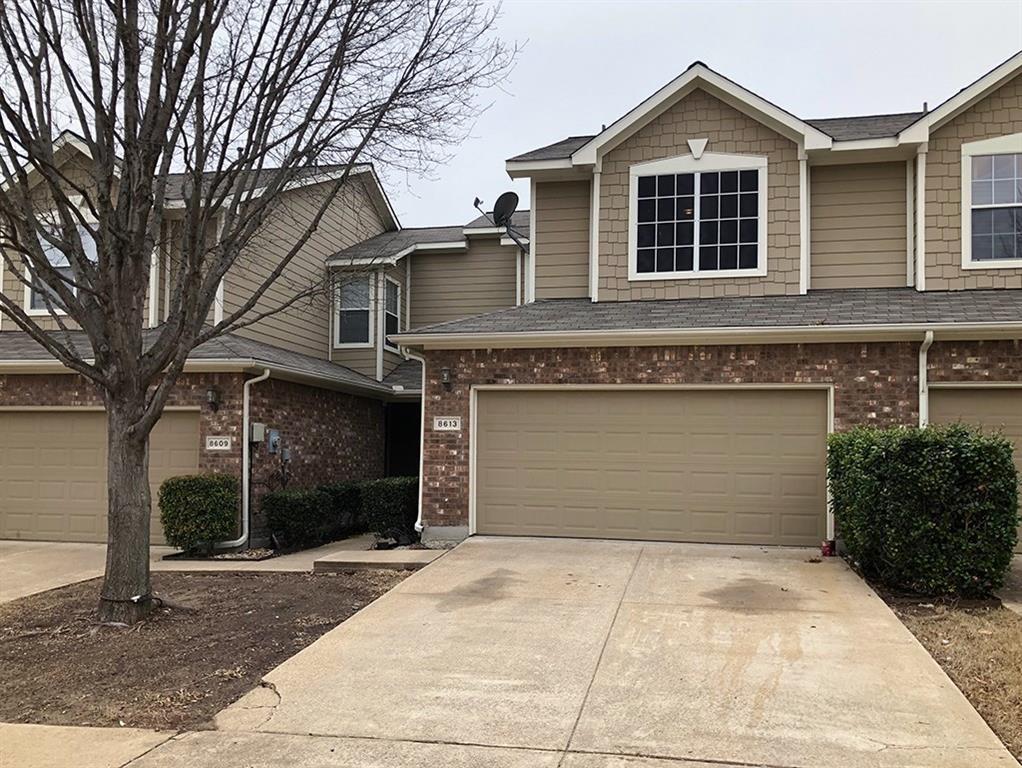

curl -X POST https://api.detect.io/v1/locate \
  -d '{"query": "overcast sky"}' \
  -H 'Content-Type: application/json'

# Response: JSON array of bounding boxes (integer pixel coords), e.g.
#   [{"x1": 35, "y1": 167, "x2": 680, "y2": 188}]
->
[{"x1": 384, "y1": 0, "x2": 1022, "y2": 228}]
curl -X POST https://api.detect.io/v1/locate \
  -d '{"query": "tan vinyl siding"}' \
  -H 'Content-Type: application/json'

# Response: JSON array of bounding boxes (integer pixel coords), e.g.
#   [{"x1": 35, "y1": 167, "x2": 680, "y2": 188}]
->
[
  {"x1": 223, "y1": 176, "x2": 388, "y2": 359},
  {"x1": 331, "y1": 270, "x2": 380, "y2": 379},
  {"x1": 534, "y1": 180, "x2": 590, "y2": 299},
  {"x1": 598, "y1": 87, "x2": 801, "y2": 300},
  {"x1": 409, "y1": 239, "x2": 517, "y2": 329},
  {"x1": 925, "y1": 74, "x2": 1022, "y2": 290},
  {"x1": 332, "y1": 346, "x2": 378, "y2": 379},
  {"x1": 810, "y1": 162, "x2": 908, "y2": 289}
]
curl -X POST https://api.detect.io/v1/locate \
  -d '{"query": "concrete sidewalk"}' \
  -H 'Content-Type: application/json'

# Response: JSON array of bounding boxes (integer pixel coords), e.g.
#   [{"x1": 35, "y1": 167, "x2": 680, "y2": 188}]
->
[
  {"x1": 999, "y1": 555, "x2": 1022, "y2": 615},
  {"x1": 0, "y1": 723, "x2": 173, "y2": 768},
  {"x1": 0, "y1": 536, "x2": 374, "y2": 603}
]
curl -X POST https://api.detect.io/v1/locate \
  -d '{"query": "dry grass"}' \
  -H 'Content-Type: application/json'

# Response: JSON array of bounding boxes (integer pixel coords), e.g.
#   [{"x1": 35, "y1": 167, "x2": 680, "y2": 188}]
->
[{"x1": 888, "y1": 600, "x2": 1022, "y2": 761}]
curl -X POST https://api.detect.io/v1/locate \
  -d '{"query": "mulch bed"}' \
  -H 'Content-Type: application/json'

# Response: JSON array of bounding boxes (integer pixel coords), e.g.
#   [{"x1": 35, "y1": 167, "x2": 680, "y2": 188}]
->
[
  {"x1": 0, "y1": 570, "x2": 405, "y2": 731},
  {"x1": 882, "y1": 591, "x2": 1022, "y2": 761}
]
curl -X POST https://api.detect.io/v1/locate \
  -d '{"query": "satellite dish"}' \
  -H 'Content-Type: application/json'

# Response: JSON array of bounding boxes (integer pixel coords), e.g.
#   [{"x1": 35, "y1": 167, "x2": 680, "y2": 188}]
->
[{"x1": 492, "y1": 191, "x2": 519, "y2": 228}]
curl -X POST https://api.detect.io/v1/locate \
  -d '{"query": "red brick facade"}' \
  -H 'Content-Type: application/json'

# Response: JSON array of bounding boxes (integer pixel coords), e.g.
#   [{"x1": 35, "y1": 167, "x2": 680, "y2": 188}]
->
[
  {"x1": 0, "y1": 371, "x2": 386, "y2": 544},
  {"x1": 420, "y1": 340, "x2": 1022, "y2": 529}
]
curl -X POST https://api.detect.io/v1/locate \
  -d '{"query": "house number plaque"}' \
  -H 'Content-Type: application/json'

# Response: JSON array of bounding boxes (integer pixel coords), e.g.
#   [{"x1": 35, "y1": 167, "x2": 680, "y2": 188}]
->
[{"x1": 433, "y1": 417, "x2": 461, "y2": 431}]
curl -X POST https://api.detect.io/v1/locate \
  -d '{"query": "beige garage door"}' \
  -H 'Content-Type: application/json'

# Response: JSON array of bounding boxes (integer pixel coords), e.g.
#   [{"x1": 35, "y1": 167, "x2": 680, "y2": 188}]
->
[
  {"x1": 476, "y1": 389, "x2": 828, "y2": 546},
  {"x1": 930, "y1": 388, "x2": 1022, "y2": 553},
  {"x1": 0, "y1": 410, "x2": 200, "y2": 544}
]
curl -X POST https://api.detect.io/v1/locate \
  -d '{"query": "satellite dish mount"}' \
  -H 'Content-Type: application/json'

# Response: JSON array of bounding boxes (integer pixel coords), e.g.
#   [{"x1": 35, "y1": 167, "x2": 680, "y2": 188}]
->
[{"x1": 473, "y1": 192, "x2": 527, "y2": 254}]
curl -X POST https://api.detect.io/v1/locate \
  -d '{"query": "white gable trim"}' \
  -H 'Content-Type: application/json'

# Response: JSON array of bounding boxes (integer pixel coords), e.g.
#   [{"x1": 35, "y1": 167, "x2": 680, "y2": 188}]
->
[
  {"x1": 572, "y1": 64, "x2": 832, "y2": 166},
  {"x1": 899, "y1": 52, "x2": 1022, "y2": 140}
]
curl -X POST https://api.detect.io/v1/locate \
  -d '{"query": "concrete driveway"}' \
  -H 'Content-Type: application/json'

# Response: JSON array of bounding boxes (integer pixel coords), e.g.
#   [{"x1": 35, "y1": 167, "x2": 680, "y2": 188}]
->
[{"x1": 137, "y1": 536, "x2": 1014, "y2": 768}]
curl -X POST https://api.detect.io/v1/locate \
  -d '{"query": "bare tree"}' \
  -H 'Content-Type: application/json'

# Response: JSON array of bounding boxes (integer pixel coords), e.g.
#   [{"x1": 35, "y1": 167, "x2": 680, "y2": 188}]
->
[{"x1": 0, "y1": 0, "x2": 511, "y2": 623}]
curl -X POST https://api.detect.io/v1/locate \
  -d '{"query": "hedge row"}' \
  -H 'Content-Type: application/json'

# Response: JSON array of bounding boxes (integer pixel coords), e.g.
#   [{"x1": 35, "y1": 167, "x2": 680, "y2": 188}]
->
[
  {"x1": 828, "y1": 424, "x2": 1018, "y2": 597},
  {"x1": 264, "y1": 476, "x2": 418, "y2": 550}
]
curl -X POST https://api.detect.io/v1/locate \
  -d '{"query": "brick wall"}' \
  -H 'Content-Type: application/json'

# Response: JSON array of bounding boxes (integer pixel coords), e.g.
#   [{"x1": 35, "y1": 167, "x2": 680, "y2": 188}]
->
[
  {"x1": 925, "y1": 73, "x2": 1022, "y2": 290},
  {"x1": 599, "y1": 88, "x2": 802, "y2": 300},
  {"x1": 419, "y1": 340, "x2": 1021, "y2": 529},
  {"x1": 0, "y1": 370, "x2": 388, "y2": 545},
  {"x1": 248, "y1": 377, "x2": 385, "y2": 540}
]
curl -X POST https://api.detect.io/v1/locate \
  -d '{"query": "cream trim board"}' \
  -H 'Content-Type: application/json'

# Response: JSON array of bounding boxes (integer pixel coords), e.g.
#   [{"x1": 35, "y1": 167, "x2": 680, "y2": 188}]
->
[
  {"x1": 590, "y1": 170, "x2": 601, "y2": 301},
  {"x1": 333, "y1": 272, "x2": 375, "y2": 349},
  {"x1": 376, "y1": 271, "x2": 384, "y2": 380},
  {"x1": 465, "y1": 382, "x2": 836, "y2": 540},
  {"x1": 527, "y1": 178, "x2": 537, "y2": 302},
  {"x1": 798, "y1": 151, "x2": 809, "y2": 294},
  {"x1": 929, "y1": 381, "x2": 1022, "y2": 389},
  {"x1": 384, "y1": 274, "x2": 401, "y2": 354},
  {"x1": 627, "y1": 152, "x2": 768, "y2": 282},
  {"x1": 915, "y1": 146, "x2": 927, "y2": 290},
  {"x1": 906, "y1": 159, "x2": 915, "y2": 286},
  {"x1": 959, "y1": 132, "x2": 1022, "y2": 270}
]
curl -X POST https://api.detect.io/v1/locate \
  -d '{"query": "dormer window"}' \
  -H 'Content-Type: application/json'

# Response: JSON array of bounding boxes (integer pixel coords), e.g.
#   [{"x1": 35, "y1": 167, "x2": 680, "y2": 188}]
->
[
  {"x1": 628, "y1": 153, "x2": 767, "y2": 281},
  {"x1": 960, "y1": 133, "x2": 1022, "y2": 269}
]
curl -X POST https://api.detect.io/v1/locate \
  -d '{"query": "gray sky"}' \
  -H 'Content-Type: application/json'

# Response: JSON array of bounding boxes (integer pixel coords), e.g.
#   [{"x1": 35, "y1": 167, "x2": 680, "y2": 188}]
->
[{"x1": 384, "y1": 0, "x2": 1022, "y2": 228}]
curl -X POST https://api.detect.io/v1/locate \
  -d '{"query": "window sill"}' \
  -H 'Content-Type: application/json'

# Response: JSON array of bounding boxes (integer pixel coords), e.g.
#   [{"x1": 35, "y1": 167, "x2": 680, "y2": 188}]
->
[
  {"x1": 628, "y1": 266, "x2": 768, "y2": 282},
  {"x1": 333, "y1": 341, "x2": 373, "y2": 350},
  {"x1": 960, "y1": 257, "x2": 1022, "y2": 270},
  {"x1": 25, "y1": 307, "x2": 68, "y2": 317}
]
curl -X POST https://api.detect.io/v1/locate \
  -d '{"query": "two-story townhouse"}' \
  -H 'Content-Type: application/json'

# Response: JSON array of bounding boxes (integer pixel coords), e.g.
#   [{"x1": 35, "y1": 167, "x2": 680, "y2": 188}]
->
[
  {"x1": 395, "y1": 53, "x2": 1022, "y2": 551},
  {"x1": 0, "y1": 135, "x2": 527, "y2": 547}
]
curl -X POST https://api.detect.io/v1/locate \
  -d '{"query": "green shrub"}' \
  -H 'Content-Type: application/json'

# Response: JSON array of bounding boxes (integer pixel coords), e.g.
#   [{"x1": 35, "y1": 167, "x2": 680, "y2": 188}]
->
[
  {"x1": 263, "y1": 488, "x2": 332, "y2": 550},
  {"x1": 159, "y1": 474, "x2": 239, "y2": 553},
  {"x1": 360, "y1": 477, "x2": 418, "y2": 541},
  {"x1": 828, "y1": 424, "x2": 1018, "y2": 597},
  {"x1": 320, "y1": 481, "x2": 365, "y2": 535}
]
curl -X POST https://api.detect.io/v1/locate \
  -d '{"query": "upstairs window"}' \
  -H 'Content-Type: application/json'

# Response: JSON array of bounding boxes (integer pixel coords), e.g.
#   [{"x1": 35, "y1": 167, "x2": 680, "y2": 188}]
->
[
  {"x1": 28, "y1": 226, "x2": 96, "y2": 313},
  {"x1": 629, "y1": 153, "x2": 767, "y2": 281},
  {"x1": 336, "y1": 276, "x2": 372, "y2": 346},
  {"x1": 970, "y1": 152, "x2": 1021, "y2": 262},
  {"x1": 384, "y1": 277, "x2": 400, "y2": 350}
]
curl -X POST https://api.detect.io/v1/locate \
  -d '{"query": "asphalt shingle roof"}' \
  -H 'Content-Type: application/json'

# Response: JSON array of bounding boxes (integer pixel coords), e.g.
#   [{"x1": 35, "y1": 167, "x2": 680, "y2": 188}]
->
[
  {"x1": 382, "y1": 358, "x2": 422, "y2": 390},
  {"x1": 402, "y1": 288, "x2": 1022, "y2": 337},
  {"x1": 806, "y1": 112, "x2": 925, "y2": 141},
  {"x1": 0, "y1": 330, "x2": 413, "y2": 396},
  {"x1": 330, "y1": 211, "x2": 530, "y2": 264},
  {"x1": 508, "y1": 113, "x2": 927, "y2": 162}
]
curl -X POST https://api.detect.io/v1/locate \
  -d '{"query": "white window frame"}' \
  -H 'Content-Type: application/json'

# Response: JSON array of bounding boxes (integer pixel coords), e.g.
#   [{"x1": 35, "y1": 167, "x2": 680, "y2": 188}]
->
[
  {"x1": 383, "y1": 275, "x2": 401, "y2": 353},
  {"x1": 24, "y1": 223, "x2": 97, "y2": 316},
  {"x1": 960, "y1": 132, "x2": 1022, "y2": 270},
  {"x1": 628, "y1": 152, "x2": 768, "y2": 282},
  {"x1": 333, "y1": 273, "x2": 375, "y2": 349}
]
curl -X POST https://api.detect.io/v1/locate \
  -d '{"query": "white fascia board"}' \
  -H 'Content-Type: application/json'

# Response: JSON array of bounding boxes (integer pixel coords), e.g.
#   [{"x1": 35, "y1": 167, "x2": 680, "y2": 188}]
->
[
  {"x1": 463, "y1": 226, "x2": 505, "y2": 236},
  {"x1": 326, "y1": 240, "x2": 466, "y2": 267},
  {"x1": 500, "y1": 236, "x2": 529, "y2": 247},
  {"x1": 505, "y1": 158, "x2": 575, "y2": 178},
  {"x1": 571, "y1": 65, "x2": 832, "y2": 166},
  {"x1": 899, "y1": 51, "x2": 1022, "y2": 139},
  {"x1": 392, "y1": 321, "x2": 1022, "y2": 350}
]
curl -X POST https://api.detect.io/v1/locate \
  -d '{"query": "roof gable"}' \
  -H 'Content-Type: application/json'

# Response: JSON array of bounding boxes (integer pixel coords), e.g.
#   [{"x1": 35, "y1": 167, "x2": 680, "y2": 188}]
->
[{"x1": 571, "y1": 62, "x2": 832, "y2": 166}]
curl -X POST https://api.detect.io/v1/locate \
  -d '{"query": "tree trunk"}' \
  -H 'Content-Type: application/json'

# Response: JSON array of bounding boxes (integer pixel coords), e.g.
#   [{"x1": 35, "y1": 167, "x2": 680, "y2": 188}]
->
[{"x1": 98, "y1": 400, "x2": 154, "y2": 624}]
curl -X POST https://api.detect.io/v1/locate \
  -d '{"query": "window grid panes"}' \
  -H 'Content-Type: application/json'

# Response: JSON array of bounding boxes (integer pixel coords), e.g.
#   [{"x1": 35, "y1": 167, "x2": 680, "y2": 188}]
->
[
  {"x1": 337, "y1": 277, "x2": 371, "y2": 344},
  {"x1": 384, "y1": 279, "x2": 399, "y2": 347},
  {"x1": 636, "y1": 169, "x2": 759, "y2": 275},
  {"x1": 30, "y1": 227, "x2": 95, "y2": 311},
  {"x1": 971, "y1": 152, "x2": 1021, "y2": 262}
]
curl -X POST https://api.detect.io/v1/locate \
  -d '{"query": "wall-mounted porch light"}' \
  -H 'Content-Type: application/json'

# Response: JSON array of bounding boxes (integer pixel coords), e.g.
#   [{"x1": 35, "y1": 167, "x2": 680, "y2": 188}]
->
[
  {"x1": 440, "y1": 367, "x2": 452, "y2": 392},
  {"x1": 206, "y1": 386, "x2": 221, "y2": 412}
]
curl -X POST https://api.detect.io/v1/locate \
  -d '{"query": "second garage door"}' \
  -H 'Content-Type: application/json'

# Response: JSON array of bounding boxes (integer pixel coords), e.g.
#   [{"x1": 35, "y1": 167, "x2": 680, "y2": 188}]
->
[
  {"x1": 475, "y1": 388, "x2": 828, "y2": 546},
  {"x1": 931, "y1": 388, "x2": 1022, "y2": 553},
  {"x1": 0, "y1": 410, "x2": 200, "y2": 544}
]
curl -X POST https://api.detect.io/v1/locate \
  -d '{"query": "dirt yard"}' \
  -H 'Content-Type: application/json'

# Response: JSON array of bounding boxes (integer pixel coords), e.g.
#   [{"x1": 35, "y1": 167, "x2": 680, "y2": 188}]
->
[
  {"x1": 886, "y1": 597, "x2": 1022, "y2": 761},
  {"x1": 0, "y1": 570, "x2": 405, "y2": 730}
]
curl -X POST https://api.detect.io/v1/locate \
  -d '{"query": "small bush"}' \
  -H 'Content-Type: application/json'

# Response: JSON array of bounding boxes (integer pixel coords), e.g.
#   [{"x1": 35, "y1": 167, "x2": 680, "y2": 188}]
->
[
  {"x1": 263, "y1": 488, "x2": 332, "y2": 550},
  {"x1": 159, "y1": 474, "x2": 239, "y2": 553},
  {"x1": 361, "y1": 477, "x2": 418, "y2": 542},
  {"x1": 320, "y1": 481, "x2": 365, "y2": 535},
  {"x1": 828, "y1": 424, "x2": 1018, "y2": 597}
]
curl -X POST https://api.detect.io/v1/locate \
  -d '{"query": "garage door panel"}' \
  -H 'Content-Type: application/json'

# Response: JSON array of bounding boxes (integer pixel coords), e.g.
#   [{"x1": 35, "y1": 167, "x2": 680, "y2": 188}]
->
[
  {"x1": 476, "y1": 389, "x2": 827, "y2": 546},
  {"x1": 931, "y1": 388, "x2": 1022, "y2": 552},
  {"x1": 0, "y1": 410, "x2": 199, "y2": 544}
]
